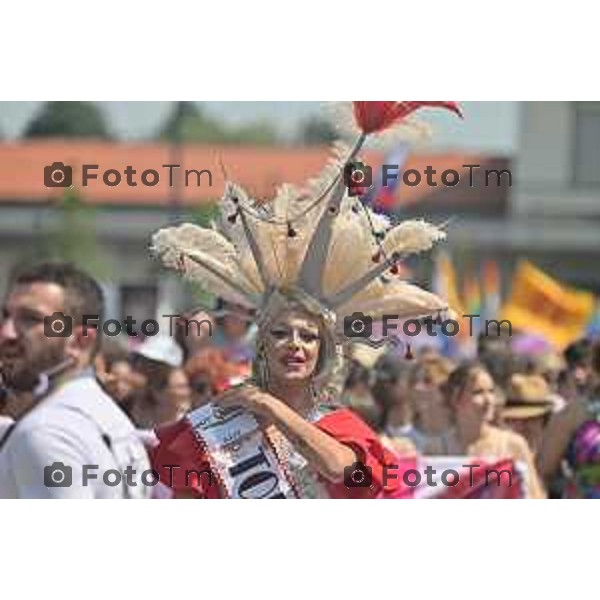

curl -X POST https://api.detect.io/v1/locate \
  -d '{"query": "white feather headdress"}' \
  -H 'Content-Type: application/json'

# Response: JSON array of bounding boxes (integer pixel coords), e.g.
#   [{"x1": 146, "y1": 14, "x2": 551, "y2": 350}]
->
[{"x1": 151, "y1": 101, "x2": 462, "y2": 377}]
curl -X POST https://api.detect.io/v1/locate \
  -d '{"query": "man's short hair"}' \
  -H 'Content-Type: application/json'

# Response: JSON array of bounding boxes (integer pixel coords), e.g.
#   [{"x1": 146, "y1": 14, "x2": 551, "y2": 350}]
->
[
  {"x1": 564, "y1": 338, "x2": 593, "y2": 369},
  {"x1": 13, "y1": 261, "x2": 105, "y2": 351}
]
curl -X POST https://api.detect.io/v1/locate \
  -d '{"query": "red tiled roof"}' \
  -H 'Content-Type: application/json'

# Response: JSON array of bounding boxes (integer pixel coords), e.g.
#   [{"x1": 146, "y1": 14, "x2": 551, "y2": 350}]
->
[{"x1": 0, "y1": 140, "x2": 495, "y2": 208}]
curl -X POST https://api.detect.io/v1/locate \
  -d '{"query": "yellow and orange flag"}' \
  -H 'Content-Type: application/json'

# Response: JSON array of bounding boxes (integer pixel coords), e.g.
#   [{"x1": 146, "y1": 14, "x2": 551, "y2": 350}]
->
[{"x1": 502, "y1": 261, "x2": 595, "y2": 349}]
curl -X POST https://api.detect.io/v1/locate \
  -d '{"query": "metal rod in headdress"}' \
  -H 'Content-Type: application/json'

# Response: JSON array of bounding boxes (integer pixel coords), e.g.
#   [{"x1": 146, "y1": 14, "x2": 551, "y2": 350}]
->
[
  {"x1": 236, "y1": 207, "x2": 271, "y2": 288},
  {"x1": 219, "y1": 156, "x2": 271, "y2": 290},
  {"x1": 328, "y1": 254, "x2": 400, "y2": 309},
  {"x1": 296, "y1": 132, "x2": 366, "y2": 299}
]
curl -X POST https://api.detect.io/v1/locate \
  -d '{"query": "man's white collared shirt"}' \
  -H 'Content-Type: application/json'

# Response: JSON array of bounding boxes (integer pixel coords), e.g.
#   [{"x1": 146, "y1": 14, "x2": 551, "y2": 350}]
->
[{"x1": 0, "y1": 374, "x2": 151, "y2": 499}]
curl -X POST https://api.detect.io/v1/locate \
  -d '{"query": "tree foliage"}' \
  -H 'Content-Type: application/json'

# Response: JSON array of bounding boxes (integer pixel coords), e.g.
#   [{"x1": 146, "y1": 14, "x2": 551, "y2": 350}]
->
[
  {"x1": 40, "y1": 188, "x2": 109, "y2": 278},
  {"x1": 160, "y1": 101, "x2": 225, "y2": 143},
  {"x1": 297, "y1": 115, "x2": 338, "y2": 145},
  {"x1": 24, "y1": 101, "x2": 110, "y2": 139},
  {"x1": 159, "y1": 102, "x2": 278, "y2": 145}
]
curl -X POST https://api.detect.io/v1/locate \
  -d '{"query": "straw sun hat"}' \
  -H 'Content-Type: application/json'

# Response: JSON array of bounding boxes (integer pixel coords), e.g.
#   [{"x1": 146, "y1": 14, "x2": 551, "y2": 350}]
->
[{"x1": 501, "y1": 374, "x2": 558, "y2": 421}]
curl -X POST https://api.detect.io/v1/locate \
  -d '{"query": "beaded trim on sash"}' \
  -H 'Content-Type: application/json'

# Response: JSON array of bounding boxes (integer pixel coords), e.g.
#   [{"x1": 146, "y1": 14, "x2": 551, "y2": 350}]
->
[{"x1": 266, "y1": 405, "x2": 333, "y2": 499}]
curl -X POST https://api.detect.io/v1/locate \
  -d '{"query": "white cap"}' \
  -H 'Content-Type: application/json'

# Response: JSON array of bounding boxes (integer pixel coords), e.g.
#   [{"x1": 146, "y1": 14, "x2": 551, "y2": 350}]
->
[{"x1": 135, "y1": 335, "x2": 184, "y2": 368}]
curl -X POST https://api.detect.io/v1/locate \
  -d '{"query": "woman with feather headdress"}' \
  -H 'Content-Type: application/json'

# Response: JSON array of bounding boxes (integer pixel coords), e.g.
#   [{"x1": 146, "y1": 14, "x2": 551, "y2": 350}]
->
[{"x1": 148, "y1": 101, "x2": 462, "y2": 498}]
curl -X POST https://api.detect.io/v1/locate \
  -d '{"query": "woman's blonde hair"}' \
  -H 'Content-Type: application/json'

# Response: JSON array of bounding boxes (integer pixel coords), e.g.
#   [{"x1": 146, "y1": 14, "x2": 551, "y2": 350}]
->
[{"x1": 411, "y1": 355, "x2": 455, "y2": 389}]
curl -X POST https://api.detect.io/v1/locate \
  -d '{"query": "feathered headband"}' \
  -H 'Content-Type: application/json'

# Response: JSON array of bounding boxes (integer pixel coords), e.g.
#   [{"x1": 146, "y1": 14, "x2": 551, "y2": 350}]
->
[{"x1": 151, "y1": 101, "x2": 462, "y2": 335}]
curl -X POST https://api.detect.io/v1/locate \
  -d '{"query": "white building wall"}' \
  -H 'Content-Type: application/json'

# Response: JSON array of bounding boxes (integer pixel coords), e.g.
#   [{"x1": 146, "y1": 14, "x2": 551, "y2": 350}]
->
[{"x1": 513, "y1": 102, "x2": 600, "y2": 216}]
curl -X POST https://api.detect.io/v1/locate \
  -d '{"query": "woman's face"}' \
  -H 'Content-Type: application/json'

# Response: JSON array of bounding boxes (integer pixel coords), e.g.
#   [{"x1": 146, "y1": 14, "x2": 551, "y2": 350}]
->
[
  {"x1": 110, "y1": 360, "x2": 136, "y2": 401},
  {"x1": 263, "y1": 309, "x2": 321, "y2": 385},
  {"x1": 456, "y1": 369, "x2": 497, "y2": 423},
  {"x1": 158, "y1": 368, "x2": 192, "y2": 423},
  {"x1": 387, "y1": 375, "x2": 411, "y2": 409},
  {"x1": 411, "y1": 373, "x2": 449, "y2": 433}
]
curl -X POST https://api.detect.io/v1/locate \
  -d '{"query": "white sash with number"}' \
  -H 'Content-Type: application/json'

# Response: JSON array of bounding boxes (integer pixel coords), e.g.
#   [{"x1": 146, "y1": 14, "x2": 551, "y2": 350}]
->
[
  {"x1": 188, "y1": 403, "x2": 297, "y2": 498},
  {"x1": 187, "y1": 403, "x2": 330, "y2": 499}
]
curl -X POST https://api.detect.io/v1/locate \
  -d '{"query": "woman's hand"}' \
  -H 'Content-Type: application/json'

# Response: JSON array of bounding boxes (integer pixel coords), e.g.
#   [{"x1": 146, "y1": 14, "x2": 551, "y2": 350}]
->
[{"x1": 214, "y1": 383, "x2": 276, "y2": 420}]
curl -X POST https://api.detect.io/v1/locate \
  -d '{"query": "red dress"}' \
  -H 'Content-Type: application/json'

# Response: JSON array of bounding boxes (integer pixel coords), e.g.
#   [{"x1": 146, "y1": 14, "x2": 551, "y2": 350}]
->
[{"x1": 150, "y1": 407, "x2": 401, "y2": 499}]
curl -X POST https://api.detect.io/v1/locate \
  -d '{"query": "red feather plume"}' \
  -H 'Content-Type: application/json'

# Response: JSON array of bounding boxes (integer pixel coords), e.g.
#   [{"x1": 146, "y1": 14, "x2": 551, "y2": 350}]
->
[{"x1": 353, "y1": 101, "x2": 463, "y2": 135}]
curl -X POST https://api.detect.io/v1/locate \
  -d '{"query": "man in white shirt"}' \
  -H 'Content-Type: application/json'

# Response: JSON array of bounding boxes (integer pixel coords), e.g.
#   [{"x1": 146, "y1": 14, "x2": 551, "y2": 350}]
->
[
  {"x1": 0, "y1": 415, "x2": 13, "y2": 442},
  {"x1": 0, "y1": 262, "x2": 152, "y2": 499},
  {"x1": 0, "y1": 380, "x2": 14, "y2": 441}
]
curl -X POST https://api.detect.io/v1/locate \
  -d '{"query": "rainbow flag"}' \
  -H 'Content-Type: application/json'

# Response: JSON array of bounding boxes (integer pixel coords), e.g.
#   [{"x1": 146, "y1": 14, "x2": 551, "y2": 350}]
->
[
  {"x1": 482, "y1": 259, "x2": 501, "y2": 320},
  {"x1": 433, "y1": 251, "x2": 476, "y2": 357},
  {"x1": 433, "y1": 250, "x2": 464, "y2": 317},
  {"x1": 463, "y1": 269, "x2": 482, "y2": 336},
  {"x1": 586, "y1": 300, "x2": 600, "y2": 339}
]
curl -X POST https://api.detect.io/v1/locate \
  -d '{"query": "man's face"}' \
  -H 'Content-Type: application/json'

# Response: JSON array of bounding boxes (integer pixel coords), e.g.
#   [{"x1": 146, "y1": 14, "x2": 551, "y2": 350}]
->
[
  {"x1": 573, "y1": 364, "x2": 592, "y2": 393},
  {"x1": 182, "y1": 310, "x2": 214, "y2": 354},
  {"x1": 411, "y1": 379, "x2": 450, "y2": 432},
  {"x1": 0, "y1": 282, "x2": 69, "y2": 391},
  {"x1": 222, "y1": 313, "x2": 250, "y2": 341}
]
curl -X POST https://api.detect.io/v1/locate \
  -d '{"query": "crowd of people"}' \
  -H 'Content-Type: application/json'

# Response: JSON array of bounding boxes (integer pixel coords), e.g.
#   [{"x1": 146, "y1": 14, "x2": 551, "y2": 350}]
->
[
  {"x1": 94, "y1": 304, "x2": 254, "y2": 434},
  {"x1": 1, "y1": 261, "x2": 599, "y2": 498},
  {"x1": 345, "y1": 333, "x2": 599, "y2": 498}
]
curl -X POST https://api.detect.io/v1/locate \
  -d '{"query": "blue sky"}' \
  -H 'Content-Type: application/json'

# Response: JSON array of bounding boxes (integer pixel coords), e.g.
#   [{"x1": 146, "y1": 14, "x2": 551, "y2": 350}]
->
[{"x1": 0, "y1": 101, "x2": 519, "y2": 153}]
